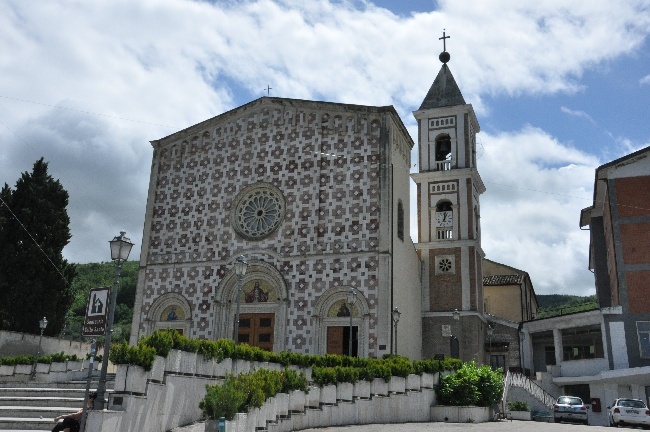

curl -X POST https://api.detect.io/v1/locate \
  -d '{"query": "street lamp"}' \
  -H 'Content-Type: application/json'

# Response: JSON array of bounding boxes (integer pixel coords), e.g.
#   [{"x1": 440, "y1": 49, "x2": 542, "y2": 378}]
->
[
  {"x1": 30, "y1": 317, "x2": 48, "y2": 380},
  {"x1": 391, "y1": 307, "x2": 401, "y2": 356},
  {"x1": 453, "y1": 308, "x2": 460, "y2": 321},
  {"x1": 347, "y1": 289, "x2": 356, "y2": 357},
  {"x1": 232, "y1": 255, "x2": 248, "y2": 344},
  {"x1": 96, "y1": 231, "x2": 133, "y2": 409},
  {"x1": 487, "y1": 324, "x2": 494, "y2": 367}
]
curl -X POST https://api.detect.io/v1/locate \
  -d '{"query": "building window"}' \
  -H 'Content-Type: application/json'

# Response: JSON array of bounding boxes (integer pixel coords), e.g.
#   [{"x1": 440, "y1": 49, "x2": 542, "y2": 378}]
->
[
  {"x1": 435, "y1": 255, "x2": 455, "y2": 275},
  {"x1": 637, "y1": 321, "x2": 650, "y2": 358},
  {"x1": 397, "y1": 200, "x2": 404, "y2": 241},
  {"x1": 561, "y1": 325, "x2": 604, "y2": 360},
  {"x1": 490, "y1": 355, "x2": 505, "y2": 371}
]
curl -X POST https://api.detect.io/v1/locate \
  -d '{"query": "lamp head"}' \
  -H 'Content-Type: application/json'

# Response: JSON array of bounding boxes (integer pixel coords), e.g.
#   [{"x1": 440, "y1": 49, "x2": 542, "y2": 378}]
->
[
  {"x1": 453, "y1": 309, "x2": 460, "y2": 320},
  {"x1": 39, "y1": 316, "x2": 48, "y2": 330},
  {"x1": 392, "y1": 307, "x2": 401, "y2": 324},
  {"x1": 109, "y1": 231, "x2": 134, "y2": 261},
  {"x1": 234, "y1": 255, "x2": 248, "y2": 276},
  {"x1": 347, "y1": 288, "x2": 356, "y2": 306},
  {"x1": 487, "y1": 324, "x2": 494, "y2": 337}
]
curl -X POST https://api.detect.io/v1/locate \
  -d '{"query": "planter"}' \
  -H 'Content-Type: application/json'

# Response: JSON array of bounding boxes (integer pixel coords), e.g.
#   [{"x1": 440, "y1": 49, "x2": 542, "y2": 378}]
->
[
  {"x1": 165, "y1": 349, "x2": 182, "y2": 374},
  {"x1": 0, "y1": 365, "x2": 14, "y2": 376},
  {"x1": 371, "y1": 378, "x2": 388, "y2": 396},
  {"x1": 406, "y1": 374, "x2": 420, "y2": 391},
  {"x1": 67, "y1": 361, "x2": 83, "y2": 371},
  {"x1": 336, "y1": 382, "x2": 353, "y2": 402},
  {"x1": 508, "y1": 411, "x2": 532, "y2": 421},
  {"x1": 233, "y1": 359, "x2": 250, "y2": 375},
  {"x1": 353, "y1": 380, "x2": 370, "y2": 399},
  {"x1": 115, "y1": 364, "x2": 147, "y2": 394},
  {"x1": 50, "y1": 362, "x2": 67, "y2": 372},
  {"x1": 289, "y1": 389, "x2": 306, "y2": 413},
  {"x1": 213, "y1": 358, "x2": 232, "y2": 378},
  {"x1": 389, "y1": 376, "x2": 406, "y2": 394},
  {"x1": 420, "y1": 372, "x2": 434, "y2": 389},
  {"x1": 320, "y1": 384, "x2": 337, "y2": 405},
  {"x1": 179, "y1": 351, "x2": 197, "y2": 375},
  {"x1": 275, "y1": 392, "x2": 289, "y2": 418},
  {"x1": 225, "y1": 412, "x2": 248, "y2": 432},
  {"x1": 14, "y1": 364, "x2": 32, "y2": 375},
  {"x1": 196, "y1": 355, "x2": 214, "y2": 376},
  {"x1": 204, "y1": 419, "x2": 224, "y2": 432},
  {"x1": 35, "y1": 363, "x2": 50, "y2": 374},
  {"x1": 307, "y1": 385, "x2": 320, "y2": 408},
  {"x1": 147, "y1": 356, "x2": 165, "y2": 383},
  {"x1": 431, "y1": 405, "x2": 491, "y2": 423}
]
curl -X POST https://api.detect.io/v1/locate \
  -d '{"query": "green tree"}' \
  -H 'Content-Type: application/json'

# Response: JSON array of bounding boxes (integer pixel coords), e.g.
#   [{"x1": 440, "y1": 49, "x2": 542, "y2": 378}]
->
[{"x1": 0, "y1": 158, "x2": 76, "y2": 335}]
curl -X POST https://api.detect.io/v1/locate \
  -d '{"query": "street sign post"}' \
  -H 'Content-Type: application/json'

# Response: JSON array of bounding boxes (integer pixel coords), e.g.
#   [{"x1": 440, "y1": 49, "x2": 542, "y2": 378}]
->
[{"x1": 82, "y1": 287, "x2": 109, "y2": 337}]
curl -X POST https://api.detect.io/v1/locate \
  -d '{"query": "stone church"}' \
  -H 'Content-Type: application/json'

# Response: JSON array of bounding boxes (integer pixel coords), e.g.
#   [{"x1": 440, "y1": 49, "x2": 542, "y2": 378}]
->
[{"x1": 130, "y1": 46, "x2": 492, "y2": 362}]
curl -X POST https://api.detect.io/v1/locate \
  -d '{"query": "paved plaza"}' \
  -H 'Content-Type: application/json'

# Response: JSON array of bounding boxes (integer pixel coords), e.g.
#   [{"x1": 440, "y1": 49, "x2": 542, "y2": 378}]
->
[{"x1": 172, "y1": 420, "x2": 618, "y2": 432}]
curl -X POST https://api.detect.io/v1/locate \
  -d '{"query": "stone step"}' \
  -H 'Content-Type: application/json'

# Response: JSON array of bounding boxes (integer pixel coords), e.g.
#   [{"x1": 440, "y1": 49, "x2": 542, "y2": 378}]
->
[
  {"x1": 0, "y1": 388, "x2": 90, "y2": 398},
  {"x1": 0, "y1": 416, "x2": 53, "y2": 430},
  {"x1": 0, "y1": 406, "x2": 78, "y2": 419},
  {"x1": 0, "y1": 396, "x2": 82, "y2": 407}
]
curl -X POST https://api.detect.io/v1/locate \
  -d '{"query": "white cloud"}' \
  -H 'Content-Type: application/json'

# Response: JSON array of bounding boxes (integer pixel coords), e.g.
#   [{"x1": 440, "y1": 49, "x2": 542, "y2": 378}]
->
[
  {"x1": 640, "y1": 74, "x2": 650, "y2": 85},
  {"x1": 1, "y1": 0, "x2": 648, "y2": 296},
  {"x1": 561, "y1": 106, "x2": 596, "y2": 125}
]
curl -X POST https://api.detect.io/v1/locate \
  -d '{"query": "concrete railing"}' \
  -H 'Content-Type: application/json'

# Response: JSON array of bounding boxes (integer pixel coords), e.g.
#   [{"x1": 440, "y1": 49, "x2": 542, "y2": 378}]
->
[
  {"x1": 84, "y1": 350, "x2": 447, "y2": 432},
  {"x1": 0, "y1": 330, "x2": 96, "y2": 359}
]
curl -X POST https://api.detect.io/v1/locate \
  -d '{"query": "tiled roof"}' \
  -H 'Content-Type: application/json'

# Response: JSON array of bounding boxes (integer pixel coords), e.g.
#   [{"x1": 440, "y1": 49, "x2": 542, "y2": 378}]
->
[
  {"x1": 483, "y1": 275, "x2": 524, "y2": 286},
  {"x1": 419, "y1": 64, "x2": 466, "y2": 110}
]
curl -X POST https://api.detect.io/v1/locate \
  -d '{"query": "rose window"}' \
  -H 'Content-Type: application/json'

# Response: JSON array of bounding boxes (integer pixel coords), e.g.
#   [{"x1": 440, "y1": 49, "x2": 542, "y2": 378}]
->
[
  {"x1": 438, "y1": 258, "x2": 452, "y2": 273},
  {"x1": 232, "y1": 183, "x2": 285, "y2": 240}
]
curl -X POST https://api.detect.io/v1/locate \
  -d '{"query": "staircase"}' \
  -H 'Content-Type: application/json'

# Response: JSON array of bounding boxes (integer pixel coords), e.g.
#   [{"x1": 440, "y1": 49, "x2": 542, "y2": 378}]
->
[
  {"x1": 503, "y1": 371, "x2": 557, "y2": 421},
  {"x1": 0, "y1": 378, "x2": 113, "y2": 431}
]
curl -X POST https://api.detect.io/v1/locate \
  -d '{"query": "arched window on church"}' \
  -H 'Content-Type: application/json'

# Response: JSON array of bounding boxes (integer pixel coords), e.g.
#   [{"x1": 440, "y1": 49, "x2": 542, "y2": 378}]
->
[
  {"x1": 435, "y1": 134, "x2": 452, "y2": 171},
  {"x1": 397, "y1": 200, "x2": 404, "y2": 241},
  {"x1": 435, "y1": 200, "x2": 453, "y2": 240}
]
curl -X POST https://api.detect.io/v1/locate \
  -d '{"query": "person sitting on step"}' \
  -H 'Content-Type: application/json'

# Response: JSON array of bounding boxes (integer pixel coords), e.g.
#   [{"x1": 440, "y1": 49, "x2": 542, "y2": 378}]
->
[{"x1": 52, "y1": 391, "x2": 97, "y2": 432}]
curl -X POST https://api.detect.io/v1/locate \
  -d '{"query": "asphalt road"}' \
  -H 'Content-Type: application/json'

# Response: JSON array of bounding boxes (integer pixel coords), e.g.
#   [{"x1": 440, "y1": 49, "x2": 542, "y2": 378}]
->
[{"x1": 173, "y1": 419, "x2": 626, "y2": 432}]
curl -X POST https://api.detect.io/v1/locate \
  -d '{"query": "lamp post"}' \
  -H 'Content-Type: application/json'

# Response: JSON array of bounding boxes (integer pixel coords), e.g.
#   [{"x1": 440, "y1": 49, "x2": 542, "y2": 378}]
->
[
  {"x1": 232, "y1": 255, "x2": 248, "y2": 344},
  {"x1": 347, "y1": 289, "x2": 356, "y2": 357},
  {"x1": 391, "y1": 307, "x2": 401, "y2": 356},
  {"x1": 96, "y1": 231, "x2": 133, "y2": 409},
  {"x1": 487, "y1": 324, "x2": 494, "y2": 368},
  {"x1": 30, "y1": 316, "x2": 48, "y2": 380}
]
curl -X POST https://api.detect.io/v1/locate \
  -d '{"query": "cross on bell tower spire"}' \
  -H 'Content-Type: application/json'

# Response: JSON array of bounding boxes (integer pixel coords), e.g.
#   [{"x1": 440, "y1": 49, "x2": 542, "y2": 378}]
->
[{"x1": 439, "y1": 30, "x2": 451, "y2": 64}]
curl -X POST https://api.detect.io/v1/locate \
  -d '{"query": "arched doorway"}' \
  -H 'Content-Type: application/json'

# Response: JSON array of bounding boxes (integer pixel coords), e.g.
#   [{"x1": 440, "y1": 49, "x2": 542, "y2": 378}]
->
[{"x1": 146, "y1": 293, "x2": 192, "y2": 336}]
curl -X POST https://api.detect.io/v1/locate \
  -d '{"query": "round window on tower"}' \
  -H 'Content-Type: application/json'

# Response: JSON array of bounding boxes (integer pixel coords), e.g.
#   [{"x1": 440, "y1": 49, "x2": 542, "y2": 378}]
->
[{"x1": 231, "y1": 183, "x2": 285, "y2": 241}]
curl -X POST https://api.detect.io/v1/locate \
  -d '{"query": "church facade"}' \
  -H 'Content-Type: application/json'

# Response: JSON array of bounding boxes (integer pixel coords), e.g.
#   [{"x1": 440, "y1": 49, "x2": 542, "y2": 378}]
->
[
  {"x1": 130, "y1": 98, "x2": 422, "y2": 359},
  {"x1": 130, "y1": 48, "x2": 494, "y2": 362}
]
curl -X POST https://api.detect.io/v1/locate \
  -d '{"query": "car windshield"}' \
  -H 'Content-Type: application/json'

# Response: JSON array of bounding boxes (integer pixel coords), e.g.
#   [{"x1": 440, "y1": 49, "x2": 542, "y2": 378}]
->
[
  {"x1": 558, "y1": 397, "x2": 582, "y2": 405},
  {"x1": 619, "y1": 399, "x2": 646, "y2": 409}
]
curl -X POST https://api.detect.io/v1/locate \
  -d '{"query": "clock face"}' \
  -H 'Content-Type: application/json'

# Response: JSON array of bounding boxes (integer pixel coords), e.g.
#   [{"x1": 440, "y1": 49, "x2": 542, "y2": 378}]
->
[{"x1": 436, "y1": 211, "x2": 453, "y2": 227}]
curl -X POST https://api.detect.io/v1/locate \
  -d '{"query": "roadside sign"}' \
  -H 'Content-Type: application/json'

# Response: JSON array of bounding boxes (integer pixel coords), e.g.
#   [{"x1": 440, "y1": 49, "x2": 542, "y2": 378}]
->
[{"x1": 82, "y1": 286, "x2": 109, "y2": 336}]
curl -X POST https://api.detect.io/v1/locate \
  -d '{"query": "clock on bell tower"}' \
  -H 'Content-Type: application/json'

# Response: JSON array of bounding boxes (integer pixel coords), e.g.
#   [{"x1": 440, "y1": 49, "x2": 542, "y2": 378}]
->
[{"x1": 412, "y1": 31, "x2": 486, "y2": 360}]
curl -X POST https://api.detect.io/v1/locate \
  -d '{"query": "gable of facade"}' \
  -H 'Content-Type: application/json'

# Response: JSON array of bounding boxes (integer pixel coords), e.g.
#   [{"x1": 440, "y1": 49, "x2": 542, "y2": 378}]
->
[{"x1": 482, "y1": 258, "x2": 538, "y2": 323}]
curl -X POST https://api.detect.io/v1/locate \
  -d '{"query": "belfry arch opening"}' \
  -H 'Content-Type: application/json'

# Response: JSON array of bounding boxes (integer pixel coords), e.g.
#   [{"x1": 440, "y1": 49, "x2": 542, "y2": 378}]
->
[{"x1": 435, "y1": 134, "x2": 452, "y2": 170}]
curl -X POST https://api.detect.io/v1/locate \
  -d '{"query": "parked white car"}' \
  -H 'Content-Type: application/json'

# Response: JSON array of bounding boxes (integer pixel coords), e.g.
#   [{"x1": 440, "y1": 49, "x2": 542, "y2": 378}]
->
[
  {"x1": 553, "y1": 396, "x2": 588, "y2": 424},
  {"x1": 608, "y1": 398, "x2": 650, "y2": 428}
]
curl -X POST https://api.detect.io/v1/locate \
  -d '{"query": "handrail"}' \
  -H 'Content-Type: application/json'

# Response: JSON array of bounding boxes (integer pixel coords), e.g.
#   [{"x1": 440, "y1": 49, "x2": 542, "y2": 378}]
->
[{"x1": 503, "y1": 371, "x2": 556, "y2": 409}]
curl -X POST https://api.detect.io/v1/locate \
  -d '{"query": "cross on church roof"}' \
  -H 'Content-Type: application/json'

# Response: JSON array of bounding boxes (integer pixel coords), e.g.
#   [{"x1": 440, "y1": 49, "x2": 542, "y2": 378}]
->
[
  {"x1": 439, "y1": 30, "x2": 450, "y2": 52},
  {"x1": 265, "y1": 84, "x2": 273, "y2": 96}
]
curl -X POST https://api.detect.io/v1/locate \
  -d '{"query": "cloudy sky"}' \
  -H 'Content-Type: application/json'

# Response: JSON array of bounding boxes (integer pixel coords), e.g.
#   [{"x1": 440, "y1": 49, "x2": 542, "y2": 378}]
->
[{"x1": 1, "y1": 0, "x2": 649, "y2": 297}]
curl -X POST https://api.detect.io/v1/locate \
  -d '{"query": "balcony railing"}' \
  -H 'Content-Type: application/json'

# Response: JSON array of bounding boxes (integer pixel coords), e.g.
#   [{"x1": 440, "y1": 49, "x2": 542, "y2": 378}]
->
[
  {"x1": 434, "y1": 160, "x2": 452, "y2": 171},
  {"x1": 436, "y1": 228, "x2": 453, "y2": 240}
]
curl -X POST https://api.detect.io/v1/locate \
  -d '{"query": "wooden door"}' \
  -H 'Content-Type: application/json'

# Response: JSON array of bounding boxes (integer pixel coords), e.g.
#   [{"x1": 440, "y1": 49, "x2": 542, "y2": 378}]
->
[
  {"x1": 238, "y1": 313, "x2": 275, "y2": 351},
  {"x1": 327, "y1": 327, "x2": 344, "y2": 354}
]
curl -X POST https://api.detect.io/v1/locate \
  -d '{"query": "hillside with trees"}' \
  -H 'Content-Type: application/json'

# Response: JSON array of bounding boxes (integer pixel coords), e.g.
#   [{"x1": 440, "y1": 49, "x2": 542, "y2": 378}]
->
[
  {"x1": 63, "y1": 261, "x2": 138, "y2": 344},
  {"x1": 535, "y1": 294, "x2": 598, "y2": 318}
]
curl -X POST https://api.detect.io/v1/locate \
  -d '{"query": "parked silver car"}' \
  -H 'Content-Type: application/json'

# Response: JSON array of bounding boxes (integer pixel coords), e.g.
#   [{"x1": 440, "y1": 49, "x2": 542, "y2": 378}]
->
[
  {"x1": 608, "y1": 398, "x2": 650, "y2": 428},
  {"x1": 553, "y1": 395, "x2": 588, "y2": 424}
]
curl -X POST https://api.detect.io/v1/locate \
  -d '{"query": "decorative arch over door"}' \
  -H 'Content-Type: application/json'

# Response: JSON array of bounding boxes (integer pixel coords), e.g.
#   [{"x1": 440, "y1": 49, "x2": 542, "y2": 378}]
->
[
  {"x1": 146, "y1": 293, "x2": 192, "y2": 336},
  {"x1": 214, "y1": 259, "x2": 288, "y2": 352},
  {"x1": 312, "y1": 287, "x2": 370, "y2": 357}
]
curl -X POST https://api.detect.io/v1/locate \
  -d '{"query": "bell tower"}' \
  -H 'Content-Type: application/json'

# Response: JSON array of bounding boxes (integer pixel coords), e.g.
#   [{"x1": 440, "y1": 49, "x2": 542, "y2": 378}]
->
[{"x1": 412, "y1": 32, "x2": 487, "y2": 360}]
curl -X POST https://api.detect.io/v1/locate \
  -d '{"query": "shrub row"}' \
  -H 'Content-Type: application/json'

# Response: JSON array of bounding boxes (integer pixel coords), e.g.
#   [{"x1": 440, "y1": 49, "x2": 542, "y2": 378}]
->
[
  {"x1": 0, "y1": 352, "x2": 81, "y2": 366},
  {"x1": 199, "y1": 368, "x2": 309, "y2": 420},
  {"x1": 109, "y1": 329, "x2": 463, "y2": 379}
]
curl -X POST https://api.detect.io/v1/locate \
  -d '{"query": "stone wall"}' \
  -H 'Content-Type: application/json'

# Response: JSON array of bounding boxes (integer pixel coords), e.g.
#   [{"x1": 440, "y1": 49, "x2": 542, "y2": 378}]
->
[{"x1": 0, "y1": 330, "x2": 96, "y2": 359}]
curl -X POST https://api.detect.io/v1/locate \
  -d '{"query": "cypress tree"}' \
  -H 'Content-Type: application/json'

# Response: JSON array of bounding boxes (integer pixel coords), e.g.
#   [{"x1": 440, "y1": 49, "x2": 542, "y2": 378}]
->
[{"x1": 0, "y1": 158, "x2": 76, "y2": 335}]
